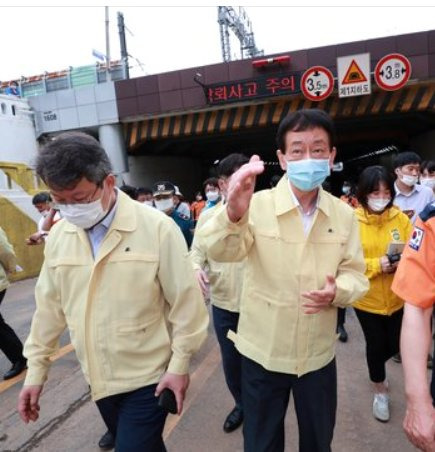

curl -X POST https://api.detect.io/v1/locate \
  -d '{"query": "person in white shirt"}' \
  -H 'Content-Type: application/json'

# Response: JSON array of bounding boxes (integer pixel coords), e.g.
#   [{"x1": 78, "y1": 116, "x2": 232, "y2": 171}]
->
[
  {"x1": 393, "y1": 151, "x2": 434, "y2": 225},
  {"x1": 420, "y1": 160, "x2": 435, "y2": 194}
]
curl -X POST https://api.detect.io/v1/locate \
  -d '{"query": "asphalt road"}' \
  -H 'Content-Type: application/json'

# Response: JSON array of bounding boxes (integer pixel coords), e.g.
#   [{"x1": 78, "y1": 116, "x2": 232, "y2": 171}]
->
[{"x1": 0, "y1": 278, "x2": 421, "y2": 451}]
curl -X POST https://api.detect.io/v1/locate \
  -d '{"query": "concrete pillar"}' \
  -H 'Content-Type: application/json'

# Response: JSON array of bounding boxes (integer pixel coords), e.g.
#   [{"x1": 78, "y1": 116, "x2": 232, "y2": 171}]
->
[{"x1": 98, "y1": 124, "x2": 129, "y2": 175}]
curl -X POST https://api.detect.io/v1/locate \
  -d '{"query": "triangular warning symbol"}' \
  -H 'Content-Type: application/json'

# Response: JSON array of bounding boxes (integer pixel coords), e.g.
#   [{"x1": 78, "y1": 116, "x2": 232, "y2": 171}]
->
[{"x1": 342, "y1": 59, "x2": 368, "y2": 85}]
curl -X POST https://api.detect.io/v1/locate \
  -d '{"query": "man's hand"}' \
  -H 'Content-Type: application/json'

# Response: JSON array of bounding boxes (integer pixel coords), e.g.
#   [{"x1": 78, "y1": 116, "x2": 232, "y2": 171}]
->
[
  {"x1": 155, "y1": 372, "x2": 189, "y2": 415},
  {"x1": 301, "y1": 275, "x2": 337, "y2": 314},
  {"x1": 18, "y1": 385, "x2": 43, "y2": 423},
  {"x1": 26, "y1": 232, "x2": 45, "y2": 246},
  {"x1": 403, "y1": 402, "x2": 435, "y2": 451},
  {"x1": 380, "y1": 256, "x2": 395, "y2": 274},
  {"x1": 195, "y1": 269, "x2": 209, "y2": 298},
  {"x1": 226, "y1": 155, "x2": 264, "y2": 223}
]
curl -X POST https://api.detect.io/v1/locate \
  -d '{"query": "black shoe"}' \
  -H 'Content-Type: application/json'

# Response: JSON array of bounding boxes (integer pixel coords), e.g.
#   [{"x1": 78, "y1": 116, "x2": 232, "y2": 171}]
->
[
  {"x1": 98, "y1": 430, "x2": 115, "y2": 450},
  {"x1": 337, "y1": 325, "x2": 348, "y2": 343},
  {"x1": 392, "y1": 353, "x2": 401, "y2": 363},
  {"x1": 3, "y1": 359, "x2": 27, "y2": 380},
  {"x1": 223, "y1": 406, "x2": 243, "y2": 433}
]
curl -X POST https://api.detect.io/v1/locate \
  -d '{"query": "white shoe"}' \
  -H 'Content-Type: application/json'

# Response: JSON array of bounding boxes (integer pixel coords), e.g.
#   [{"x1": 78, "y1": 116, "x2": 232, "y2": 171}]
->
[{"x1": 373, "y1": 393, "x2": 390, "y2": 422}]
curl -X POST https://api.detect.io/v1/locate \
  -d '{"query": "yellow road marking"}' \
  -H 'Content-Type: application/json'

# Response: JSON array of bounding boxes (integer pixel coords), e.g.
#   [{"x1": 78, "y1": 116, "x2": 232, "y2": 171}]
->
[
  {"x1": 0, "y1": 343, "x2": 74, "y2": 394},
  {"x1": 163, "y1": 344, "x2": 221, "y2": 439}
]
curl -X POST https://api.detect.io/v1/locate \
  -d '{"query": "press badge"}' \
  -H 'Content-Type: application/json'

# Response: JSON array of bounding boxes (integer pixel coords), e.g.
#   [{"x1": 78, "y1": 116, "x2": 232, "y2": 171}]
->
[{"x1": 409, "y1": 227, "x2": 424, "y2": 251}]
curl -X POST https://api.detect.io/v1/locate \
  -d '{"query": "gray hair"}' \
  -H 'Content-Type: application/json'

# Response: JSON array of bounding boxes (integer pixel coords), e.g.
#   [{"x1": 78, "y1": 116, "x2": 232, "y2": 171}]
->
[{"x1": 36, "y1": 132, "x2": 112, "y2": 190}]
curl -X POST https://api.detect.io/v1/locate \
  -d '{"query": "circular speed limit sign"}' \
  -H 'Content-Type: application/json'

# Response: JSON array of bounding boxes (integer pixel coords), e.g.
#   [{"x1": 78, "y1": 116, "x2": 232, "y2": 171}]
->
[
  {"x1": 301, "y1": 66, "x2": 334, "y2": 102},
  {"x1": 374, "y1": 53, "x2": 412, "y2": 91}
]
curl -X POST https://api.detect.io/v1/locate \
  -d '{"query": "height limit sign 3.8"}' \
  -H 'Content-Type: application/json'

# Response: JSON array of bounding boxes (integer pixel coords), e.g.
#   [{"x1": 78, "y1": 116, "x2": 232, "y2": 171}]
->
[
  {"x1": 301, "y1": 66, "x2": 334, "y2": 102},
  {"x1": 374, "y1": 53, "x2": 412, "y2": 91},
  {"x1": 337, "y1": 53, "x2": 371, "y2": 98}
]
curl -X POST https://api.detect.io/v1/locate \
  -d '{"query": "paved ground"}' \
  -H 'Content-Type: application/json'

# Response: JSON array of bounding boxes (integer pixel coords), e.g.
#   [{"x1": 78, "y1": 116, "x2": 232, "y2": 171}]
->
[{"x1": 0, "y1": 278, "x2": 422, "y2": 451}]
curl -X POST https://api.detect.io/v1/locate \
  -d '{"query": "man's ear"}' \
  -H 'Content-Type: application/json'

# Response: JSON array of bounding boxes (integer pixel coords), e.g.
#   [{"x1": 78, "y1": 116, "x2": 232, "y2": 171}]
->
[
  {"x1": 277, "y1": 149, "x2": 287, "y2": 171},
  {"x1": 329, "y1": 147, "x2": 337, "y2": 168}
]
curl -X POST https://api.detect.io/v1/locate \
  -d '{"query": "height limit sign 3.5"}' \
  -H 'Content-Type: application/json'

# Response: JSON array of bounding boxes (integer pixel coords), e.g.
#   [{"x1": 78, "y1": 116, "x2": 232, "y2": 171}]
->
[
  {"x1": 301, "y1": 66, "x2": 334, "y2": 102},
  {"x1": 374, "y1": 53, "x2": 412, "y2": 91}
]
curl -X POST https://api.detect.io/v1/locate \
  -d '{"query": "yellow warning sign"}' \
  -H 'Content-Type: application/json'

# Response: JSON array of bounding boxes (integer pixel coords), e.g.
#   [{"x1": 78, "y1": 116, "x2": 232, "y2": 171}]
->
[{"x1": 341, "y1": 59, "x2": 368, "y2": 85}]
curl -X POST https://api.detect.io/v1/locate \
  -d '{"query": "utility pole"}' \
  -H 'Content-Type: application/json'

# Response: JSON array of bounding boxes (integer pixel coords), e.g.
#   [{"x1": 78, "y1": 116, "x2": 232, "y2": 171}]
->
[
  {"x1": 105, "y1": 6, "x2": 111, "y2": 81},
  {"x1": 117, "y1": 12, "x2": 130, "y2": 79}
]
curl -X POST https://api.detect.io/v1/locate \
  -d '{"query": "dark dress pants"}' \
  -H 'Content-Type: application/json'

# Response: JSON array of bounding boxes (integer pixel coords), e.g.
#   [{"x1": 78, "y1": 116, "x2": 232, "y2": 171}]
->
[
  {"x1": 212, "y1": 305, "x2": 242, "y2": 407},
  {"x1": 96, "y1": 384, "x2": 167, "y2": 452},
  {"x1": 242, "y1": 356, "x2": 337, "y2": 452},
  {"x1": 0, "y1": 289, "x2": 24, "y2": 364}
]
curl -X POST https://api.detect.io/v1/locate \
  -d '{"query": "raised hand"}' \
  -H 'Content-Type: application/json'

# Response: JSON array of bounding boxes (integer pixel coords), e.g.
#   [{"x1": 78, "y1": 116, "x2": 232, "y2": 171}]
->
[{"x1": 226, "y1": 155, "x2": 265, "y2": 223}]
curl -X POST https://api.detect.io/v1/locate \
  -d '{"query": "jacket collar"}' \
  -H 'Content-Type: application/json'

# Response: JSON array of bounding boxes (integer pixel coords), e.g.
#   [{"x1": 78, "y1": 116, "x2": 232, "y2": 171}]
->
[
  {"x1": 64, "y1": 190, "x2": 137, "y2": 233},
  {"x1": 274, "y1": 175, "x2": 330, "y2": 217}
]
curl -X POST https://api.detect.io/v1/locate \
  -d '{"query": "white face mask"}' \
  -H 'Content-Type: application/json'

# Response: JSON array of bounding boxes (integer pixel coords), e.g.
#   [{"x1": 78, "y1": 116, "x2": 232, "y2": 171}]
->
[
  {"x1": 154, "y1": 198, "x2": 174, "y2": 212},
  {"x1": 342, "y1": 186, "x2": 351, "y2": 195},
  {"x1": 143, "y1": 200, "x2": 154, "y2": 207},
  {"x1": 206, "y1": 191, "x2": 219, "y2": 202},
  {"x1": 420, "y1": 178, "x2": 435, "y2": 189},
  {"x1": 400, "y1": 174, "x2": 418, "y2": 187},
  {"x1": 367, "y1": 197, "x2": 390, "y2": 212},
  {"x1": 58, "y1": 197, "x2": 108, "y2": 229}
]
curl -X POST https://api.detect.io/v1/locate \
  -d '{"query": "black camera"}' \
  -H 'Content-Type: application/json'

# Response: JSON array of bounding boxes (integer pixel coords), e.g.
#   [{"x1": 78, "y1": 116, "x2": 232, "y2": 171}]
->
[{"x1": 387, "y1": 253, "x2": 401, "y2": 265}]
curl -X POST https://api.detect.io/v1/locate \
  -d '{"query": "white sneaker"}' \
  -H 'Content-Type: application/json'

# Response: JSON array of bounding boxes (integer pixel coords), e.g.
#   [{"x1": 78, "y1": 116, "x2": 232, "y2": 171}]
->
[{"x1": 373, "y1": 393, "x2": 390, "y2": 422}]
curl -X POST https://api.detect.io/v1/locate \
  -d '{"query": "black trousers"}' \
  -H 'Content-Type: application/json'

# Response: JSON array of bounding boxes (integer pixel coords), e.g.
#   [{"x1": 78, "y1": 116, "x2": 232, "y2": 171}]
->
[
  {"x1": 96, "y1": 384, "x2": 167, "y2": 452},
  {"x1": 354, "y1": 307, "x2": 403, "y2": 383},
  {"x1": 242, "y1": 356, "x2": 337, "y2": 452},
  {"x1": 0, "y1": 289, "x2": 24, "y2": 364},
  {"x1": 212, "y1": 305, "x2": 242, "y2": 407},
  {"x1": 337, "y1": 307, "x2": 346, "y2": 327}
]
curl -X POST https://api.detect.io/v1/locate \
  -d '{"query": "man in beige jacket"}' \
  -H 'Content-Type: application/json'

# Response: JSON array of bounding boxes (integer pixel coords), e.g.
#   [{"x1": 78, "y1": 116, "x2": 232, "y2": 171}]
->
[
  {"x1": 190, "y1": 153, "x2": 248, "y2": 434},
  {"x1": 18, "y1": 132, "x2": 208, "y2": 452},
  {"x1": 198, "y1": 109, "x2": 369, "y2": 452}
]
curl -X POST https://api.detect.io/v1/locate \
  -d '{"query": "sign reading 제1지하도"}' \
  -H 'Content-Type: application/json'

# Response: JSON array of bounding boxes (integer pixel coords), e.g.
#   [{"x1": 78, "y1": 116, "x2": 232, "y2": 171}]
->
[
  {"x1": 337, "y1": 53, "x2": 371, "y2": 98},
  {"x1": 206, "y1": 72, "x2": 302, "y2": 105}
]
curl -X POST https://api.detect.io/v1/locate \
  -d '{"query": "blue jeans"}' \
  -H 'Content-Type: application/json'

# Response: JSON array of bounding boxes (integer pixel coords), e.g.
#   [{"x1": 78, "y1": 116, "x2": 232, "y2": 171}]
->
[
  {"x1": 96, "y1": 384, "x2": 167, "y2": 452},
  {"x1": 212, "y1": 305, "x2": 242, "y2": 407}
]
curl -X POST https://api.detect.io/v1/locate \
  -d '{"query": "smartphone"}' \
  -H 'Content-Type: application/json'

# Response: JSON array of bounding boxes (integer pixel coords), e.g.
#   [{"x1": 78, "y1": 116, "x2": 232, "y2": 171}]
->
[
  {"x1": 386, "y1": 242, "x2": 405, "y2": 256},
  {"x1": 158, "y1": 388, "x2": 177, "y2": 414}
]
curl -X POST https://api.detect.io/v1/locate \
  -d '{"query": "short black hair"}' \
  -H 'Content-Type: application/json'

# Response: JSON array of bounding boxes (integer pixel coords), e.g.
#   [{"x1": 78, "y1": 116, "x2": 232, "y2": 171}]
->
[
  {"x1": 217, "y1": 153, "x2": 249, "y2": 178},
  {"x1": 356, "y1": 165, "x2": 395, "y2": 210},
  {"x1": 203, "y1": 177, "x2": 219, "y2": 190},
  {"x1": 32, "y1": 192, "x2": 51, "y2": 205},
  {"x1": 276, "y1": 109, "x2": 336, "y2": 151},
  {"x1": 120, "y1": 185, "x2": 138, "y2": 200},
  {"x1": 393, "y1": 151, "x2": 421, "y2": 170},
  {"x1": 137, "y1": 187, "x2": 153, "y2": 196},
  {"x1": 421, "y1": 160, "x2": 435, "y2": 174},
  {"x1": 36, "y1": 132, "x2": 112, "y2": 190}
]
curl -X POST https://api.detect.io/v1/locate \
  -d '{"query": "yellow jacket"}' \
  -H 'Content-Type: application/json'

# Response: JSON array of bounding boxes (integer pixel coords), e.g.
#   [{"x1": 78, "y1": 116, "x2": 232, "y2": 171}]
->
[
  {"x1": 198, "y1": 176, "x2": 368, "y2": 376},
  {"x1": 0, "y1": 227, "x2": 17, "y2": 292},
  {"x1": 24, "y1": 191, "x2": 208, "y2": 401},
  {"x1": 353, "y1": 206, "x2": 413, "y2": 315},
  {"x1": 190, "y1": 202, "x2": 244, "y2": 312}
]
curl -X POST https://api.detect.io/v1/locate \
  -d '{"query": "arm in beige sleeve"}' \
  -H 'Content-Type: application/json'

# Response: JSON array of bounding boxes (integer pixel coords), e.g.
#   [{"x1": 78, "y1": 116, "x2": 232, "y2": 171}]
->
[
  {"x1": 158, "y1": 220, "x2": 209, "y2": 375},
  {"x1": 332, "y1": 215, "x2": 369, "y2": 308},
  {"x1": 23, "y1": 258, "x2": 67, "y2": 386},
  {"x1": 196, "y1": 204, "x2": 254, "y2": 263},
  {"x1": 0, "y1": 228, "x2": 17, "y2": 273}
]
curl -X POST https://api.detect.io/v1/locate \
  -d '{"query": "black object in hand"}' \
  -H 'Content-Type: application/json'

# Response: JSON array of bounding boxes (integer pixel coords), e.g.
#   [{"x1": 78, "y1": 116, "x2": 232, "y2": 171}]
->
[
  {"x1": 387, "y1": 253, "x2": 401, "y2": 265},
  {"x1": 158, "y1": 388, "x2": 177, "y2": 414}
]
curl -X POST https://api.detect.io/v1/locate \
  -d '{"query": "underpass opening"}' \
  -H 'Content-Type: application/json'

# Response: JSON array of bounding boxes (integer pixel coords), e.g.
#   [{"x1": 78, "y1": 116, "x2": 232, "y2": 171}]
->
[{"x1": 126, "y1": 110, "x2": 435, "y2": 201}]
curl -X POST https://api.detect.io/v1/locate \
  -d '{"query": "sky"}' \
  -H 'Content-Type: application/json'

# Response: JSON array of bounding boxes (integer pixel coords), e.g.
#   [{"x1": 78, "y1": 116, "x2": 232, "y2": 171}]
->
[{"x1": 1, "y1": 3, "x2": 434, "y2": 82}]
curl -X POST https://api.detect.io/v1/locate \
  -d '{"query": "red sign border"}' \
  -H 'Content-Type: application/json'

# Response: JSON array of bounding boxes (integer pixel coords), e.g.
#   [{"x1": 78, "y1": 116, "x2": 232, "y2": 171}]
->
[
  {"x1": 374, "y1": 53, "x2": 412, "y2": 91},
  {"x1": 301, "y1": 66, "x2": 334, "y2": 102}
]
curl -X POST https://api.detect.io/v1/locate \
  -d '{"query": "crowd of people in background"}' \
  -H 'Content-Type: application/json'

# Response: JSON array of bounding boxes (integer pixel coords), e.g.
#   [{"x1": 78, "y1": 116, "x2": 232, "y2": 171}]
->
[{"x1": 0, "y1": 110, "x2": 434, "y2": 451}]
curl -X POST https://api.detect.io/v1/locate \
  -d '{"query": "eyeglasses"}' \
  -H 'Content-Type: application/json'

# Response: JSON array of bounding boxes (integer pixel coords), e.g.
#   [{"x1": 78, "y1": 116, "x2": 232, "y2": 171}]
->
[{"x1": 51, "y1": 182, "x2": 104, "y2": 206}]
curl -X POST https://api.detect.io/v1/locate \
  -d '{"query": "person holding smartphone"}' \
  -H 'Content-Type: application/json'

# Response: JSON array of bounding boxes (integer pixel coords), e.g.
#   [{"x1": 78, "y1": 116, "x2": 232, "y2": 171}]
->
[{"x1": 353, "y1": 166, "x2": 413, "y2": 422}]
